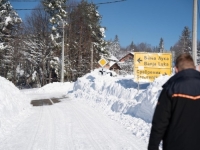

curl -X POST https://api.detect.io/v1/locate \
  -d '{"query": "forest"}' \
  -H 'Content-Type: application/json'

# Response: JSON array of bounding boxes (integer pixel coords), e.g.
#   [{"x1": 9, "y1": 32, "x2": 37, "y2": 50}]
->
[{"x1": 0, "y1": 0, "x2": 200, "y2": 88}]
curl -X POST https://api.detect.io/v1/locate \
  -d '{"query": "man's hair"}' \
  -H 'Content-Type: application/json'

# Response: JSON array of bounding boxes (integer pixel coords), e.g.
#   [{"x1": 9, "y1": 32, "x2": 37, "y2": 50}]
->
[{"x1": 175, "y1": 53, "x2": 195, "y2": 71}]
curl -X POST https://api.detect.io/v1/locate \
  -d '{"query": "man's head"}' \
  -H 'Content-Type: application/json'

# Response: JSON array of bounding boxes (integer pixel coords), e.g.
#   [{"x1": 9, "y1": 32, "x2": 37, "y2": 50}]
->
[{"x1": 175, "y1": 53, "x2": 195, "y2": 73}]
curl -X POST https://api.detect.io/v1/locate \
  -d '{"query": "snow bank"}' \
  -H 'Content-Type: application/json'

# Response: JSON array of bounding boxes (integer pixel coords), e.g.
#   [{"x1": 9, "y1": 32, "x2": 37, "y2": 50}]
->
[
  {"x1": 72, "y1": 69, "x2": 171, "y2": 122},
  {"x1": 38, "y1": 82, "x2": 73, "y2": 94},
  {"x1": 125, "y1": 75, "x2": 171, "y2": 123},
  {"x1": 69, "y1": 69, "x2": 171, "y2": 142},
  {"x1": 21, "y1": 82, "x2": 74, "y2": 100},
  {"x1": 0, "y1": 76, "x2": 31, "y2": 139}
]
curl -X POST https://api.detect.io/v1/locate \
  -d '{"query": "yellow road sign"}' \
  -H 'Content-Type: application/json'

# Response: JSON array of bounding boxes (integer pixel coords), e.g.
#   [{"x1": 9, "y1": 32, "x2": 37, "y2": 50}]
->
[
  {"x1": 134, "y1": 67, "x2": 171, "y2": 82},
  {"x1": 134, "y1": 52, "x2": 172, "y2": 82},
  {"x1": 98, "y1": 58, "x2": 108, "y2": 67},
  {"x1": 134, "y1": 53, "x2": 172, "y2": 68}
]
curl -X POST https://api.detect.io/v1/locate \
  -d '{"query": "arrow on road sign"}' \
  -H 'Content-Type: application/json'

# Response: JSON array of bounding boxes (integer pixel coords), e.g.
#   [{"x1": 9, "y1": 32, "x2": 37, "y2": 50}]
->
[{"x1": 137, "y1": 58, "x2": 142, "y2": 63}]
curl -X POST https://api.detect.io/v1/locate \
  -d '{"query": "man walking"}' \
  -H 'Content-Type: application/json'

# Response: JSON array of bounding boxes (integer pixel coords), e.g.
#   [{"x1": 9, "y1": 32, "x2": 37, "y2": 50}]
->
[{"x1": 148, "y1": 53, "x2": 200, "y2": 150}]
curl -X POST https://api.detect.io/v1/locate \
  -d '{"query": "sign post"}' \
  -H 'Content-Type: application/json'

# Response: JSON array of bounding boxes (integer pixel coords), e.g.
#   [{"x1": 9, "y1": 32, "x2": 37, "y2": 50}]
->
[
  {"x1": 134, "y1": 52, "x2": 172, "y2": 82},
  {"x1": 98, "y1": 58, "x2": 108, "y2": 75}
]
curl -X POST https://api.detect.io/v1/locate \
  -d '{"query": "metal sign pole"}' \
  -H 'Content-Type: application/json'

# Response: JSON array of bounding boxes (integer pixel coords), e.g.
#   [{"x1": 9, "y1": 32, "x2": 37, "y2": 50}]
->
[
  {"x1": 137, "y1": 81, "x2": 140, "y2": 92},
  {"x1": 192, "y1": 0, "x2": 197, "y2": 66}
]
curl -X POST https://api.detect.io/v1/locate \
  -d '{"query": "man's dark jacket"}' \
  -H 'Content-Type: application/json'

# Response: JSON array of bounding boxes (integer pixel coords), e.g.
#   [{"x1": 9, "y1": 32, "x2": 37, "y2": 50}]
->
[{"x1": 148, "y1": 69, "x2": 200, "y2": 150}]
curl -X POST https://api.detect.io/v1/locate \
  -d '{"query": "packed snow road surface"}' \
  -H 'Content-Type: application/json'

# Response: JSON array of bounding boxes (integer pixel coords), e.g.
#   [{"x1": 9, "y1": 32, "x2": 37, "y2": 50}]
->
[{"x1": 0, "y1": 98, "x2": 146, "y2": 150}]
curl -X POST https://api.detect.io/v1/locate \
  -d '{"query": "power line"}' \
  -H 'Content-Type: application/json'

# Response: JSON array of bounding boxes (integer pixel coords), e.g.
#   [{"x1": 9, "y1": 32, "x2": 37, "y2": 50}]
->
[
  {"x1": 95, "y1": 0, "x2": 126, "y2": 5},
  {"x1": 11, "y1": 0, "x2": 126, "y2": 11}
]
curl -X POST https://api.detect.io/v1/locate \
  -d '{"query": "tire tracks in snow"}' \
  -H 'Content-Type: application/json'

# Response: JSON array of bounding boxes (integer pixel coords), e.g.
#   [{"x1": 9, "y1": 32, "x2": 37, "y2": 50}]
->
[
  {"x1": 74, "y1": 103, "x2": 118, "y2": 149},
  {"x1": 0, "y1": 111, "x2": 32, "y2": 150},
  {"x1": 54, "y1": 100, "x2": 75, "y2": 150},
  {"x1": 68, "y1": 100, "x2": 104, "y2": 150},
  {"x1": 70, "y1": 101, "x2": 119, "y2": 150},
  {"x1": 0, "y1": 97, "x2": 146, "y2": 150},
  {"x1": 26, "y1": 105, "x2": 44, "y2": 150},
  {"x1": 27, "y1": 102, "x2": 56, "y2": 150},
  {"x1": 70, "y1": 100, "x2": 145, "y2": 150},
  {"x1": 45, "y1": 105, "x2": 56, "y2": 150}
]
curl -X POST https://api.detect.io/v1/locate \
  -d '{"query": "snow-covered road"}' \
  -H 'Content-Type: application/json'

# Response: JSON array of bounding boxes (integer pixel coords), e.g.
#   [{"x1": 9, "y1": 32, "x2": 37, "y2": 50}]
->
[{"x1": 0, "y1": 97, "x2": 146, "y2": 150}]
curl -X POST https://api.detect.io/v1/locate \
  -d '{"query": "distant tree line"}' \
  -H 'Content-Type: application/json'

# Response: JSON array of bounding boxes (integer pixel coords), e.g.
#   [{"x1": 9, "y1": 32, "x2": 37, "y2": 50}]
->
[{"x1": 107, "y1": 27, "x2": 200, "y2": 65}]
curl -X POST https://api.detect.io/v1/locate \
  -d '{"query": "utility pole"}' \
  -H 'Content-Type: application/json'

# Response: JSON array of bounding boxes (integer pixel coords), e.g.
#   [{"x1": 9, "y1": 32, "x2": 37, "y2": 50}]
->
[
  {"x1": 61, "y1": 21, "x2": 65, "y2": 82},
  {"x1": 192, "y1": 0, "x2": 198, "y2": 66},
  {"x1": 91, "y1": 42, "x2": 93, "y2": 71}
]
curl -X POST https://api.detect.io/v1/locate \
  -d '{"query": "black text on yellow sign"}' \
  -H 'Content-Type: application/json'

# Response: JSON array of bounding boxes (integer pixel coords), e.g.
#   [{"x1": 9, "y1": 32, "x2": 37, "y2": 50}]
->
[
  {"x1": 134, "y1": 53, "x2": 172, "y2": 68},
  {"x1": 134, "y1": 68, "x2": 172, "y2": 82}
]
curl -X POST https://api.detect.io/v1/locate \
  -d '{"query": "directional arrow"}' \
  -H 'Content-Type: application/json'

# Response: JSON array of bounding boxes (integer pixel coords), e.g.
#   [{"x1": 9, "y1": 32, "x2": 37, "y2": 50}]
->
[{"x1": 137, "y1": 58, "x2": 143, "y2": 63}]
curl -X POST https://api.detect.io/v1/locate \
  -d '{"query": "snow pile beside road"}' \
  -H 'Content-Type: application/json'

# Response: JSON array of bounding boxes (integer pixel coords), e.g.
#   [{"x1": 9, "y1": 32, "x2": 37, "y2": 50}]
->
[
  {"x1": 126, "y1": 75, "x2": 171, "y2": 123},
  {"x1": 70, "y1": 69, "x2": 171, "y2": 142},
  {"x1": 39, "y1": 82, "x2": 73, "y2": 93},
  {"x1": 21, "y1": 82, "x2": 74, "y2": 100},
  {"x1": 0, "y1": 76, "x2": 31, "y2": 139}
]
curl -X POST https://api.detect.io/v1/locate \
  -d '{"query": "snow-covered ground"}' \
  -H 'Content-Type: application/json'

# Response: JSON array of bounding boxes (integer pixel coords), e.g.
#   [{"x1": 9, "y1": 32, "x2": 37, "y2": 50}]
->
[{"x1": 0, "y1": 69, "x2": 172, "y2": 149}]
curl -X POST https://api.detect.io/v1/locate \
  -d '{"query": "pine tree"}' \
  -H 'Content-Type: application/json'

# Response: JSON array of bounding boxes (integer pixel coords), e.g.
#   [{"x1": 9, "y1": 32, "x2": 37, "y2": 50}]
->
[
  {"x1": 180, "y1": 26, "x2": 192, "y2": 53},
  {"x1": 106, "y1": 35, "x2": 121, "y2": 58},
  {"x1": 42, "y1": 0, "x2": 68, "y2": 82},
  {"x1": 178, "y1": 26, "x2": 191, "y2": 58},
  {"x1": 20, "y1": 4, "x2": 55, "y2": 87},
  {"x1": 67, "y1": 0, "x2": 107, "y2": 80},
  {"x1": 125, "y1": 41, "x2": 136, "y2": 52},
  {"x1": 112, "y1": 35, "x2": 120, "y2": 56},
  {"x1": 0, "y1": 0, "x2": 22, "y2": 80},
  {"x1": 197, "y1": 41, "x2": 200, "y2": 65},
  {"x1": 42, "y1": 0, "x2": 68, "y2": 48},
  {"x1": 129, "y1": 41, "x2": 135, "y2": 51},
  {"x1": 159, "y1": 38, "x2": 164, "y2": 53},
  {"x1": 171, "y1": 26, "x2": 192, "y2": 59}
]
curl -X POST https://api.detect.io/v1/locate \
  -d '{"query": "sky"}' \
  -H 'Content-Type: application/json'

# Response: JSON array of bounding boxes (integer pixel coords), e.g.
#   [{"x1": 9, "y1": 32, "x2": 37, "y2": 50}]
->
[
  {"x1": 0, "y1": 68, "x2": 171, "y2": 149},
  {"x1": 10, "y1": 0, "x2": 200, "y2": 50}
]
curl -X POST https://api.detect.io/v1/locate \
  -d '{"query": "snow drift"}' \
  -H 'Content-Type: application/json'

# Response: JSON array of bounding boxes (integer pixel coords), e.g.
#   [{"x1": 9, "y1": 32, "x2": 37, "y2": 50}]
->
[
  {"x1": 0, "y1": 76, "x2": 31, "y2": 139},
  {"x1": 70, "y1": 69, "x2": 172, "y2": 142},
  {"x1": 72, "y1": 69, "x2": 171, "y2": 122}
]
